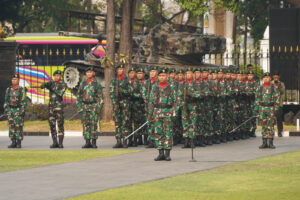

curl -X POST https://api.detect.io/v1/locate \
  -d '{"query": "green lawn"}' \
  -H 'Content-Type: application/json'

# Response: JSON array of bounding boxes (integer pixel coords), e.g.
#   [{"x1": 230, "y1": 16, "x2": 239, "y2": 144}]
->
[
  {"x1": 0, "y1": 150, "x2": 138, "y2": 172},
  {"x1": 68, "y1": 151, "x2": 300, "y2": 200}
]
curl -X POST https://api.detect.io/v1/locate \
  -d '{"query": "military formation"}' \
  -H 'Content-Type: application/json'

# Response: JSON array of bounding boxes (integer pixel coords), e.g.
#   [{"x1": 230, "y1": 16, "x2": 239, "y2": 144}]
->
[{"x1": 4, "y1": 64, "x2": 281, "y2": 162}]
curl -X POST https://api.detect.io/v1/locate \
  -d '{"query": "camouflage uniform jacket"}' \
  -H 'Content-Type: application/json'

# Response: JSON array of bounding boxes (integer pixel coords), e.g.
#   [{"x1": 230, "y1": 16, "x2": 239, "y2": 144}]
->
[
  {"x1": 4, "y1": 86, "x2": 26, "y2": 113},
  {"x1": 110, "y1": 75, "x2": 132, "y2": 111},
  {"x1": 254, "y1": 84, "x2": 280, "y2": 113},
  {"x1": 42, "y1": 80, "x2": 67, "y2": 109},
  {"x1": 77, "y1": 79, "x2": 104, "y2": 111}
]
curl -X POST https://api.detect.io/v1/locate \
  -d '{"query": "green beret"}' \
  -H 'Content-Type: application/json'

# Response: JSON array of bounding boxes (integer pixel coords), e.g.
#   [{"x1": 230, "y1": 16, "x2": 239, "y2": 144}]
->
[
  {"x1": 186, "y1": 67, "x2": 193, "y2": 73},
  {"x1": 12, "y1": 74, "x2": 20, "y2": 79},
  {"x1": 177, "y1": 68, "x2": 185, "y2": 74},
  {"x1": 212, "y1": 69, "x2": 218, "y2": 74},
  {"x1": 136, "y1": 68, "x2": 145, "y2": 73},
  {"x1": 263, "y1": 72, "x2": 271, "y2": 77},
  {"x1": 115, "y1": 63, "x2": 125, "y2": 69},
  {"x1": 193, "y1": 68, "x2": 201, "y2": 72},
  {"x1": 53, "y1": 70, "x2": 62, "y2": 76},
  {"x1": 218, "y1": 68, "x2": 225, "y2": 73},
  {"x1": 149, "y1": 65, "x2": 158, "y2": 71},
  {"x1": 169, "y1": 68, "x2": 176, "y2": 73},
  {"x1": 202, "y1": 68, "x2": 209, "y2": 72},
  {"x1": 85, "y1": 66, "x2": 95, "y2": 72},
  {"x1": 158, "y1": 67, "x2": 168, "y2": 75},
  {"x1": 128, "y1": 67, "x2": 136, "y2": 73}
]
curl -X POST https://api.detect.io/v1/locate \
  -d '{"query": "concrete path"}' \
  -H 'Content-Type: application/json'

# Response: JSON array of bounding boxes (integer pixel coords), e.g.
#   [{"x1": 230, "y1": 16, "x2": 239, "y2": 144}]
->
[{"x1": 0, "y1": 136, "x2": 299, "y2": 200}]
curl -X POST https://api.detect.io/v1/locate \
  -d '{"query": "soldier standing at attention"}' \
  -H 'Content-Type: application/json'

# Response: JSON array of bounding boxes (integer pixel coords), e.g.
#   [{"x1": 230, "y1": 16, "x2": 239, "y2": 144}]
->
[
  {"x1": 4, "y1": 74, "x2": 28, "y2": 148},
  {"x1": 148, "y1": 67, "x2": 178, "y2": 161},
  {"x1": 110, "y1": 63, "x2": 132, "y2": 148},
  {"x1": 144, "y1": 66, "x2": 158, "y2": 148},
  {"x1": 255, "y1": 72, "x2": 280, "y2": 149},
  {"x1": 77, "y1": 66, "x2": 104, "y2": 148},
  {"x1": 272, "y1": 71, "x2": 285, "y2": 137},
  {"x1": 41, "y1": 70, "x2": 66, "y2": 148}
]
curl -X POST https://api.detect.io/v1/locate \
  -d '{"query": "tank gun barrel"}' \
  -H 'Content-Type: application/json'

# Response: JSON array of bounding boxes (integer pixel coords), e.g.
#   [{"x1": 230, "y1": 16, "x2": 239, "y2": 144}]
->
[{"x1": 59, "y1": 31, "x2": 108, "y2": 41}]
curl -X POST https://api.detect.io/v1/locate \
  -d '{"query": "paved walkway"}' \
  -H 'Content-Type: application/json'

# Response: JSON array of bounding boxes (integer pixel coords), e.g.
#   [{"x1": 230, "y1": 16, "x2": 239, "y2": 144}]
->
[{"x1": 0, "y1": 136, "x2": 299, "y2": 200}]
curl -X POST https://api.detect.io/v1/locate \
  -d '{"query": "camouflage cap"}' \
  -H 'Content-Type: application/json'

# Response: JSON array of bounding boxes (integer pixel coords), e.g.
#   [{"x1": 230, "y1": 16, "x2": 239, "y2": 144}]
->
[
  {"x1": 12, "y1": 74, "x2": 20, "y2": 79},
  {"x1": 177, "y1": 68, "x2": 185, "y2": 74},
  {"x1": 128, "y1": 67, "x2": 136, "y2": 73},
  {"x1": 136, "y1": 68, "x2": 145, "y2": 73},
  {"x1": 53, "y1": 70, "x2": 62, "y2": 76},
  {"x1": 263, "y1": 72, "x2": 271, "y2": 77},
  {"x1": 85, "y1": 66, "x2": 95, "y2": 72},
  {"x1": 158, "y1": 67, "x2": 168, "y2": 75},
  {"x1": 149, "y1": 65, "x2": 158, "y2": 71}
]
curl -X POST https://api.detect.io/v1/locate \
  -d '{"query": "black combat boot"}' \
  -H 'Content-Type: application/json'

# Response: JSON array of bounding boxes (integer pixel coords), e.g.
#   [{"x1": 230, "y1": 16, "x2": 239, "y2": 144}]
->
[
  {"x1": 113, "y1": 138, "x2": 122, "y2": 148},
  {"x1": 278, "y1": 132, "x2": 282, "y2": 137},
  {"x1": 8, "y1": 138, "x2": 16, "y2": 148},
  {"x1": 82, "y1": 139, "x2": 92, "y2": 148},
  {"x1": 133, "y1": 136, "x2": 138, "y2": 147},
  {"x1": 259, "y1": 138, "x2": 268, "y2": 149},
  {"x1": 164, "y1": 149, "x2": 171, "y2": 161},
  {"x1": 241, "y1": 131, "x2": 247, "y2": 140},
  {"x1": 245, "y1": 131, "x2": 250, "y2": 139},
  {"x1": 182, "y1": 138, "x2": 190, "y2": 148},
  {"x1": 138, "y1": 135, "x2": 143, "y2": 145},
  {"x1": 128, "y1": 136, "x2": 133, "y2": 147},
  {"x1": 50, "y1": 135, "x2": 59, "y2": 148},
  {"x1": 250, "y1": 130, "x2": 256, "y2": 137},
  {"x1": 199, "y1": 136, "x2": 206, "y2": 147},
  {"x1": 207, "y1": 136, "x2": 213, "y2": 145},
  {"x1": 122, "y1": 139, "x2": 128, "y2": 148},
  {"x1": 214, "y1": 135, "x2": 221, "y2": 144},
  {"x1": 143, "y1": 134, "x2": 148, "y2": 145},
  {"x1": 227, "y1": 132, "x2": 233, "y2": 141},
  {"x1": 268, "y1": 138, "x2": 276, "y2": 149},
  {"x1": 146, "y1": 139, "x2": 155, "y2": 148},
  {"x1": 154, "y1": 149, "x2": 165, "y2": 161},
  {"x1": 221, "y1": 133, "x2": 227, "y2": 143},
  {"x1": 58, "y1": 135, "x2": 64, "y2": 148},
  {"x1": 91, "y1": 139, "x2": 97, "y2": 148},
  {"x1": 16, "y1": 139, "x2": 21, "y2": 148}
]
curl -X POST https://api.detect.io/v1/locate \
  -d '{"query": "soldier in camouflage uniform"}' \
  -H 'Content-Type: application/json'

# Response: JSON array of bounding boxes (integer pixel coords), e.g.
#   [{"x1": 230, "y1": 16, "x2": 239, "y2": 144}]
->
[
  {"x1": 110, "y1": 63, "x2": 132, "y2": 148},
  {"x1": 224, "y1": 69, "x2": 234, "y2": 141},
  {"x1": 4, "y1": 74, "x2": 28, "y2": 148},
  {"x1": 210, "y1": 69, "x2": 221, "y2": 144},
  {"x1": 246, "y1": 71, "x2": 258, "y2": 137},
  {"x1": 136, "y1": 67, "x2": 148, "y2": 145},
  {"x1": 41, "y1": 70, "x2": 66, "y2": 148},
  {"x1": 181, "y1": 67, "x2": 198, "y2": 148},
  {"x1": 255, "y1": 72, "x2": 280, "y2": 149},
  {"x1": 148, "y1": 67, "x2": 178, "y2": 161},
  {"x1": 230, "y1": 69, "x2": 241, "y2": 140},
  {"x1": 143, "y1": 66, "x2": 158, "y2": 148},
  {"x1": 128, "y1": 67, "x2": 144, "y2": 146},
  {"x1": 77, "y1": 66, "x2": 104, "y2": 148}
]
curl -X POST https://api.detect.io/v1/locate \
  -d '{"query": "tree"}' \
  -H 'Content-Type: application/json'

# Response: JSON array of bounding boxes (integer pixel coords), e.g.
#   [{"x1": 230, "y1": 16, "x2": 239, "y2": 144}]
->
[{"x1": 102, "y1": 0, "x2": 116, "y2": 121}]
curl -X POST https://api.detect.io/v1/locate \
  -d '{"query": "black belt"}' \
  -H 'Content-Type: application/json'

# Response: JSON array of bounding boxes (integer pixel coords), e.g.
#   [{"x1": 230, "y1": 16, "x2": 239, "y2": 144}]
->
[
  {"x1": 260, "y1": 102, "x2": 274, "y2": 106},
  {"x1": 83, "y1": 101, "x2": 96, "y2": 104},
  {"x1": 154, "y1": 105, "x2": 172, "y2": 109}
]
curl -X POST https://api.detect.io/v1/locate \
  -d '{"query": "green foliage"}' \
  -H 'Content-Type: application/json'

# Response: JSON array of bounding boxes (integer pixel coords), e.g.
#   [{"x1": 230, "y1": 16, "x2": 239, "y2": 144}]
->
[{"x1": 239, "y1": 64, "x2": 264, "y2": 79}]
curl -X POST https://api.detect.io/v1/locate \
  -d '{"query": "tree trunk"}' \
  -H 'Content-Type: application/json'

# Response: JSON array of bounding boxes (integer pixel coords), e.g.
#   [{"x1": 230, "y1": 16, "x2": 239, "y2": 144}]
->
[
  {"x1": 103, "y1": 0, "x2": 115, "y2": 122},
  {"x1": 243, "y1": 15, "x2": 248, "y2": 66},
  {"x1": 118, "y1": 0, "x2": 136, "y2": 68}
]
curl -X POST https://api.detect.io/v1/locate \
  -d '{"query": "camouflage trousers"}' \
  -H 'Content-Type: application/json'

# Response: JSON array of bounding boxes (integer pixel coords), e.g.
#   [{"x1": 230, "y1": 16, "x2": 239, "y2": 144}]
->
[
  {"x1": 237, "y1": 99, "x2": 249, "y2": 132},
  {"x1": 225, "y1": 98, "x2": 235, "y2": 133},
  {"x1": 248, "y1": 100, "x2": 257, "y2": 133},
  {"x1": 214, "y1": 98, "x2": 226, "y2": 135},
  {"x1": 172, "y1": 108, "x2": 183, "y2": 137},
  {"x1": 48, "y1": 107, "x2": 64, "y2": 136},
  {"x1": 114, "y1": 100, "x2": 130, "y2": 139},
  {"x1": 7, "y1": 107, "x2": 24, "y2": 140},
  {"x1": 198, "y1": 99, "x2": 214, "y2": 136},
  {"x1": 258, "y1": 108, "x2": 276, "y2": 139},
  {"x1": 130, "y1": 100, "x2": 146, "y2": 136},
  {"x1": 153, "y1": 117, "x2": 173, "y2": 150},
  {"x1": 182, "y1": 103, "x2": 197, "y2": 139},
  {"x1": 81, "y1": 108, "x2": 98, "y2": 140}
]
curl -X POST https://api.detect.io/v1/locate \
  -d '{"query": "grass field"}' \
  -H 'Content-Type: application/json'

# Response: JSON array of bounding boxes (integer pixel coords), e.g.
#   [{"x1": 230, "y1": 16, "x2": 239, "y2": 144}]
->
[
  {"x1": 0, "y1": 120, "x2": 115, "y2": 132},
  {"x1": 0, "y1": 150, "x2": 138, "y2": 172},
  {"x1": 68, "y1": 151, "x2": 300, "y2": 200}
]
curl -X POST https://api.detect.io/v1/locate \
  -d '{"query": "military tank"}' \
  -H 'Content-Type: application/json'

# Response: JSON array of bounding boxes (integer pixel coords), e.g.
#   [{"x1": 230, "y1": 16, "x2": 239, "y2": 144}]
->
[{"x1": 60, "y1": 23, "x2": 226, "y2": 92}]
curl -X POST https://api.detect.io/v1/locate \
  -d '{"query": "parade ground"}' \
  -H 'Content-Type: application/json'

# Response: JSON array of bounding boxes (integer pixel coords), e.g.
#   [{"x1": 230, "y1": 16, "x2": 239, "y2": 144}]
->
[{"x1": 0, "y1": 135, "x2": 300, "y2": 200}]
